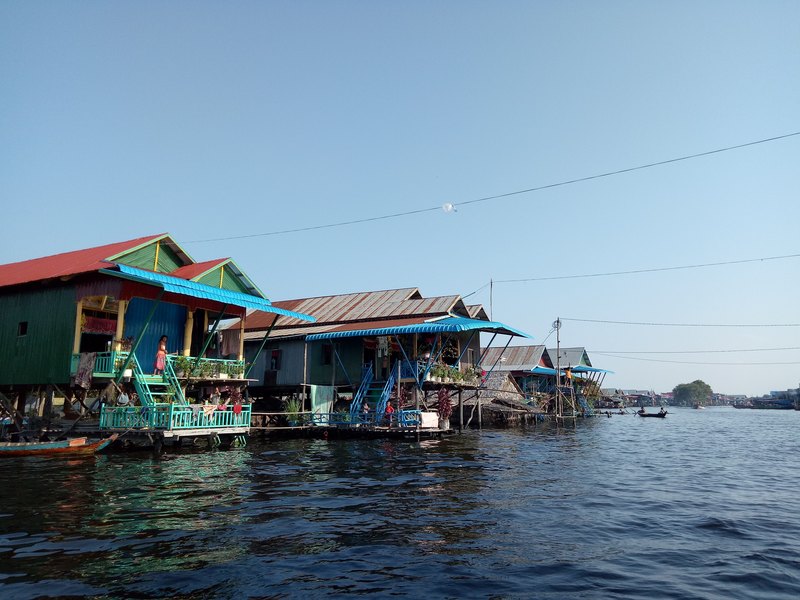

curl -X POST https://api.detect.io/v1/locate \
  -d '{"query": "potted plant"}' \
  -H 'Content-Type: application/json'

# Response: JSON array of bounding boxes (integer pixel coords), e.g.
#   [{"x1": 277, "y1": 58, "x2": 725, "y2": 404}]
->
[
  {"x1": 283, "y1": 397, "x2": 302, "y2": 426},
  {"x1": 174, "y1": 355, "x2": 193, "y2": 378}
]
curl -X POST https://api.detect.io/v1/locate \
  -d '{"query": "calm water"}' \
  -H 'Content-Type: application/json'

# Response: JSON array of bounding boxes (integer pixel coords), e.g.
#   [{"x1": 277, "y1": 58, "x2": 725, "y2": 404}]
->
[{"x1": 2, "y1": 407, "x2": 800, "y2": 599}]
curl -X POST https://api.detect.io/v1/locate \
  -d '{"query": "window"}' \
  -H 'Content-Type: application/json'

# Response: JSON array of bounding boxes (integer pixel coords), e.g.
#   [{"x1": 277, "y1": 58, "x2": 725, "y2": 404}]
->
[
  {"x1": 321, "y1": 344, "x2": 332, "y2": 366},
  {"x1": 17, "y1": 322, "x2": 28, "y2": 337},
  {"x1": 269, "y1": 349, "x2": 282, "y2": 371}
]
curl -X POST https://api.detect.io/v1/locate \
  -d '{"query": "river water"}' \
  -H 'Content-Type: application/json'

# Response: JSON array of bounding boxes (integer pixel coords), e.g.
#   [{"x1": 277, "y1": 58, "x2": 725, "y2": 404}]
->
[{"x1": 1, "y1": 407, "x2": 799, "y2": 599}]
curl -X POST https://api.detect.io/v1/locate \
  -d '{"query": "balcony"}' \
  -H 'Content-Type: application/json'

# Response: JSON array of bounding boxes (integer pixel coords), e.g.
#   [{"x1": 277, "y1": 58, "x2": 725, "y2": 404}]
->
[{"x1": 70, "y1": 351, "x2": 246, "y2": 381}]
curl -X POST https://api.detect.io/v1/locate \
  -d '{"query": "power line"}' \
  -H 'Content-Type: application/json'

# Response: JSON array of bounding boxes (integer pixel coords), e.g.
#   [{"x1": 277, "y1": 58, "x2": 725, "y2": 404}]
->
[
  {"x1": 187, "y1": 130, "x2": 800, "y2": 244},
  {"x1": 494, "y1": 252, "x2": 800, "y2": 283},
  {"x1": 594, "y1": 353, "x2": 800, "y2": 366},
  {"x1": 563, "y1": 318, "x2": 800, "y2": 328},
  {"x1": 592, "y1": 347, "x2": 800, "y2": 355}
]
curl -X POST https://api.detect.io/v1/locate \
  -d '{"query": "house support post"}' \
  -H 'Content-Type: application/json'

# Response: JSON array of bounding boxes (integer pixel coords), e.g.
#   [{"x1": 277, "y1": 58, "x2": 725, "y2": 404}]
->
[
  {"x1": 458, "y1": 389, "x2": 463, "y2": 432},
  {"x1": 72, "y1": 300, "x2": 83, "y2": 354},
  {"x1": 238, "y1": 316, "x2": 245, "y2": 361},
  {"x1": 115, "y1": 300, "x2": 126, "y2": 351},
  {"x1": 182, "y1": 310, "x2": 194, "y2": 356}
]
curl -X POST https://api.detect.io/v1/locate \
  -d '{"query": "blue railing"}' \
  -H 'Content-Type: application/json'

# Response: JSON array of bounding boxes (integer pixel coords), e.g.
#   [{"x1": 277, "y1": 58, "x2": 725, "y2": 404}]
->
[
  {"x1": 350, "y1": 362, "x2": 374, "y2": 417},
  {"x1": 100, "y1": 403, "x2": 252, "y2": 431},
  {"x1": 375, "y1": 361, "x2": 397, "y2": 418}
]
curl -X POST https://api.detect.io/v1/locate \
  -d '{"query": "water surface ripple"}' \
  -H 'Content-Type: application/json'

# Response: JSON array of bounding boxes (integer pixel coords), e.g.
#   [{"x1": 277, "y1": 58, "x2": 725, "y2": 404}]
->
[{"x1": 1, "y1": 407, "x2": 799, "y2": 599}]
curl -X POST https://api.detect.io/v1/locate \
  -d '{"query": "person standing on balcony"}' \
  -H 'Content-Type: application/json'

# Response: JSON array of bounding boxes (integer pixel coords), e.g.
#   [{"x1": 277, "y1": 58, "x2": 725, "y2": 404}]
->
[{"x1": 154, "y1": 335, "x2": 168, "y2": 375}]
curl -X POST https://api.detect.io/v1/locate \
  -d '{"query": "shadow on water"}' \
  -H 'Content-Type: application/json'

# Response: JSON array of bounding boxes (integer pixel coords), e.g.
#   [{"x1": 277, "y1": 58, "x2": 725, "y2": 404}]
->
[{"x1": 1, "y1": 409, "x2": 800, "y2": 599}]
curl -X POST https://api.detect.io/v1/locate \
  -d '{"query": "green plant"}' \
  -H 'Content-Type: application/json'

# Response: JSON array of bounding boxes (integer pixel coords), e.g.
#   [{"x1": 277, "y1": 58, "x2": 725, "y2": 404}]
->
[
  {"x1": 174, "y1": 355, "x2": 193, "y2": 376},
  {"x1": 283, "y1": 397, "x2": 303, "y2": 423}
]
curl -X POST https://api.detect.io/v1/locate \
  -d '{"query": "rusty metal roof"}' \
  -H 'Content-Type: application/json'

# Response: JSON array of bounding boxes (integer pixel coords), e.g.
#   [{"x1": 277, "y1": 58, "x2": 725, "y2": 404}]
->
[
  {"x1": 545, "y1": 347, "x2": 591, "y2": 368},
  {"x1": 241, "y1": 288, "x2": 449, "y2": 331},
  {"x1": 0, "y1": 233, "x2": 168, "y2": 288},
  {"x1": 482, "y1": 345, "x2": 547, "y2": 370}
]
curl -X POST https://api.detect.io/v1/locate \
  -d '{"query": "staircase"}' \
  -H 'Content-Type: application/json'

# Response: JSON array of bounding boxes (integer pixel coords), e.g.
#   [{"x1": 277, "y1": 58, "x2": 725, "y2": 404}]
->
[
  {"x1": 576, "y1": 395, "x2": 594, "y2": 416},
  {"x1": 129, "y1": 353, "x2": 186, "y2": 406},
  {"x1": 349, "y1": 361, "x2": 398, "y2": 425}
]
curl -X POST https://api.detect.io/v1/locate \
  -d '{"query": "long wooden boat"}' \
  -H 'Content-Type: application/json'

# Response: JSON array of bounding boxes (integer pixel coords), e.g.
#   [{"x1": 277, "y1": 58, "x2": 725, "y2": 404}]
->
[
  {"x1": 0, "y1": 434, "x2": 118, "y2": 457},
  {"x1": 637, "y1": 411, "x2": 667, "y2": 418}
]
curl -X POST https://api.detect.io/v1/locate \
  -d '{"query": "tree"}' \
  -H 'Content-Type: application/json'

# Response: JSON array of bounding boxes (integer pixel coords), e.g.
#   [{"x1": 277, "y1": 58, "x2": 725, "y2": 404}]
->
[{"x1": 672, "y1": 380, "x2": 713, "y2": 406}]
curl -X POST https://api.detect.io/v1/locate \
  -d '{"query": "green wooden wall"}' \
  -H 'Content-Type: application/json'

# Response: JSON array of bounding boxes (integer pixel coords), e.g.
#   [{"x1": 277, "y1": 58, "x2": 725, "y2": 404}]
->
[
  {"x1": 115, "y1": 241, "x2": 183, "y2": 273},
  {"x1": 0, "y1": 286, "x2": 76, "y2": 386},
  {"x1": 196, "y1": 266, "x2": 252, "y2": 295}
]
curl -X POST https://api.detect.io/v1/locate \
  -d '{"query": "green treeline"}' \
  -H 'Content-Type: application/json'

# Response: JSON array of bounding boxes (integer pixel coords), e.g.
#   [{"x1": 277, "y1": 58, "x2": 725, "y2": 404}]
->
[{"x1": 672, "y1": 380, "x2": 713, "y2": 406}]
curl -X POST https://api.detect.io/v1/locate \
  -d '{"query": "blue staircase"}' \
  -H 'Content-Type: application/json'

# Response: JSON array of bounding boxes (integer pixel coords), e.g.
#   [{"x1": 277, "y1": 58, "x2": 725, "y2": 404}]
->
[
  {"x1": 577, "y1": 395, "x2": 594, "y2": 416},
  {"x1": 349, "y1": 361, "x2": 399, "y2": 425}
]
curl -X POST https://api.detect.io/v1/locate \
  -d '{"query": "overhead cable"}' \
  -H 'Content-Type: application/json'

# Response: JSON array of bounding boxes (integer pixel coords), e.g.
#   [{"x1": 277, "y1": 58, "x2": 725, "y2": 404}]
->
[
  {"x1": 494, "y1": 252, "x2": 800, "y2": 283},
  {"x1": 187, "y1": 130, "x2": 800, "y2": 243},
  {"x1": 592, "y1": 346, "x2": 800, "y2": 354},
  {"x1": 564, "y1": 318, "x2": 800, "y2": 328},
  {"x1": 593, "y1": 353, "x2": 800, "y2": 366}
]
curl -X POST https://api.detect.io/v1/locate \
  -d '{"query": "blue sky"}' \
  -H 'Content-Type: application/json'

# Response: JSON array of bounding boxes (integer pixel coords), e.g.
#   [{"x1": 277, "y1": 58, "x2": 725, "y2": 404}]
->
[{"x1": 2, "y1": 1, "x2": 798, "y2": 396}]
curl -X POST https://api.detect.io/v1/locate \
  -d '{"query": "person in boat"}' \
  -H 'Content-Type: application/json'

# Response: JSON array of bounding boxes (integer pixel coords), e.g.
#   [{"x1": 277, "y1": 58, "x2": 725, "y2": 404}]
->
[
  {"x1": 659, "y1": 406, "x2": 667, "y2": 415},
  {"x1": 638, "y1": 407, "x2": 646, "y2": 415}
]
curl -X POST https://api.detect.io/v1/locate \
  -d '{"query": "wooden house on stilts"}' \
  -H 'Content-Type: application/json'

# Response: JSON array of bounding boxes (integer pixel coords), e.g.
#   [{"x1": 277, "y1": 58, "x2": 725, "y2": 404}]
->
[
  {"x1": 232, "y1": 288, "x2": 531, "y2": 431},
  {"x1": 0, "y1": 234, "x2": 314, "y2": 447}
]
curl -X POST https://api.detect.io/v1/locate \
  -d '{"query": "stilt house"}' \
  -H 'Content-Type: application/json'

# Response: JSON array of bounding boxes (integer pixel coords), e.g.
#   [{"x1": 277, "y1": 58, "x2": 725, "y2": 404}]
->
[
  {"x1": 0, "y1": 234, "x2": 314, "y2": 442},
  {"x1": 232, "y1": 288, "x2": 530, "y2": 427}
]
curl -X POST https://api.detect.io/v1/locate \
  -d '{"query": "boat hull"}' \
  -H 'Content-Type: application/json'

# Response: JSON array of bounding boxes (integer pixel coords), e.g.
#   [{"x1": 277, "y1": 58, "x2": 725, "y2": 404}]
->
[{"x1": 0, "y1": 434, "x2": 118, "y2": 457}]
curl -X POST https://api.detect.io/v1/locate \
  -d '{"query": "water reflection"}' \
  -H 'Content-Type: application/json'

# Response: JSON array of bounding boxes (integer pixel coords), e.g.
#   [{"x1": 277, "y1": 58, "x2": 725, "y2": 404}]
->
[{"x1": 1, "y1": 411, "x2": 800, "y2": 599}]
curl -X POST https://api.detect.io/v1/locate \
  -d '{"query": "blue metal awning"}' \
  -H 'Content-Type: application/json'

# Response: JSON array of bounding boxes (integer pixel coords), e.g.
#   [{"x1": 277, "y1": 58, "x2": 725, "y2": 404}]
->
[
  {"x1": 305, "y1": 315, "x2": 531, "y2": 341},
  {"x1": 531, "y1": 365, "x2": 613, "y2": 375},
  {"x1": 100, "y1": 264, "x2": 316, "y2": 322},
  {"x1": 572, "y1": 365, "x2": 614, "y2": 374}
]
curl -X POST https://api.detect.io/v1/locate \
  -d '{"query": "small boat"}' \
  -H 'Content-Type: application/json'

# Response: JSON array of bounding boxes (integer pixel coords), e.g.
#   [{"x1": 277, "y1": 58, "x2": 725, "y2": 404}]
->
[
  {"x1": 0, "y1": 434, "x2": 118, "y2": 457},
  {"x1": 637, "y1": 410, "x2": 667, "y2": 418}
]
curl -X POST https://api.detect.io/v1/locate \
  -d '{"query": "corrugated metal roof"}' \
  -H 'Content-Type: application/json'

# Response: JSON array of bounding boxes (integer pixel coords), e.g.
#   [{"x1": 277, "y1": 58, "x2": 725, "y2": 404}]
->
[
  {"x1": 545, "y1": 347, "x2": 591, "y2": 368},
  {"x1": 467, "y1": 305, "x2": 489, "y2": 320},
  {"x1": 0, "y1": 233, "x2": 167, "y2": 288},
  {"x1": 170, "y1": 258, "x2": 265, "y2": 298},
  {"x1": 306, "y1": 315, "x2": 531, "y2": 340},
  {"x1": 101, "y1": 265, "x2": 315, "y2": 321},
  {"x1": 170, "y1": 259, "x2": 228, "y2": 280},
  {"x1": 242, "y1": 288, "x2": 425, "y2": 330},
  {"x1": 482, "y1": 345, "x2": 547, "y2": 371}
]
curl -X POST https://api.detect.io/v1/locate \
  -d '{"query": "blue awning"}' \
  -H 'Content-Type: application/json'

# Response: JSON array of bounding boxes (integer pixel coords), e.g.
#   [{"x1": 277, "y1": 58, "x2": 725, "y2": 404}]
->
[
  {"x1": 572, "y1": 365, "x2": 614, "y2": 374},
  {"x1": 531, "y1": 365, "x2": 613, "y2": 375},
  {"x1": 100, "y1": 264, "x2": 316, "y2": 322},
  {"x1": 305, "y1": 315, "x2": 531, "y2": 341}
]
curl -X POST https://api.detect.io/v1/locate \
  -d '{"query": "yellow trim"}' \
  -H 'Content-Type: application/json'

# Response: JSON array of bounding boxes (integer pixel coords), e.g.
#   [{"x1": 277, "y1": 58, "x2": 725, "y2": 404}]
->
[
  {"x1": 72, "y1": 300, "x2": 83, "y2": 354},
  {"x1": 115, "y1": 300, "x2": 126, "y2": 351},
  {"x1": 219, "y1": 267, "x2": 224, "y2": 288},
  {"x1": 183, "y1": 310, "x2": 194, "y2": 356},
  {"x1": 238, "y1": 317, "x2": 245, "y2": 361},
  {"x1": 153, "y1": 240, "x2": 161, "y2": 271}
]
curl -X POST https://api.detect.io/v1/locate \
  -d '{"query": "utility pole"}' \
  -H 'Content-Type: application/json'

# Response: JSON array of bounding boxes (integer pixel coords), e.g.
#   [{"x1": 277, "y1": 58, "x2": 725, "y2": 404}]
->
[{"x1": 554, "y1": 318, "x2": 562, "y2": 418}]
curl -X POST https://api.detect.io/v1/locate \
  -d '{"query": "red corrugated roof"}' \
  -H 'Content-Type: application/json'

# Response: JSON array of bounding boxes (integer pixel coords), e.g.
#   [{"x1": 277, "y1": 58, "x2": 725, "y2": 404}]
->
[
  {"x1": 0, "y1": 234, "x2": 166, "y2": 289},
  {"x1": 170, "y1": 258, "x2": 228, "y2": 280}
]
